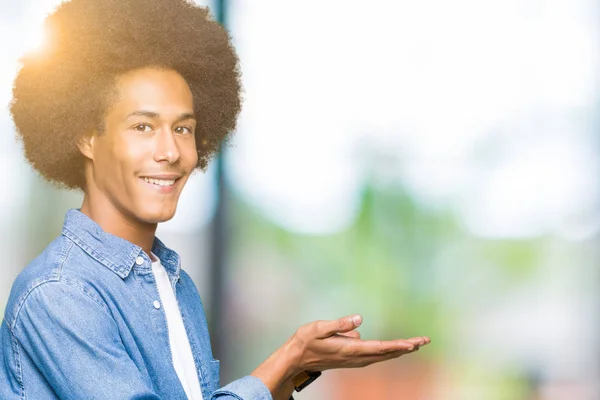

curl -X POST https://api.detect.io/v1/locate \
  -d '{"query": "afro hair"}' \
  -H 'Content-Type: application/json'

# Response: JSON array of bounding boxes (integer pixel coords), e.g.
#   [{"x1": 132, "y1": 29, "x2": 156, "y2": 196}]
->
[{"x1": 10, "y1": 0, "x2": 242, "y2": 190}]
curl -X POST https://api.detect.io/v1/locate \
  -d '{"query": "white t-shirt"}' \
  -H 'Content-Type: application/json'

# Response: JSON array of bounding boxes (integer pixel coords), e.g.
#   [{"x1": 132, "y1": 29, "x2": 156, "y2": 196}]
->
[{"x1": 151, "y1": 255, "x2": 203, "y2": 400}]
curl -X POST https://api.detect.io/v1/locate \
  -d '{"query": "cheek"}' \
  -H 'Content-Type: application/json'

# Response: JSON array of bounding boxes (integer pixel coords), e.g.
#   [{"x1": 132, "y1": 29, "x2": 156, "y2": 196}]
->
[
  {"x1": 121, "y1": 146, "x2": 148, "y2": 170},
  {"x1": 182, "y1": 142, "x2": 199, "y2": 170},
  {"x1": 97, "y1": 140, "x2": 146, "y2": 183},
  {"x1": 93, "y1": 140, "x2": 120, "y2": 174}
]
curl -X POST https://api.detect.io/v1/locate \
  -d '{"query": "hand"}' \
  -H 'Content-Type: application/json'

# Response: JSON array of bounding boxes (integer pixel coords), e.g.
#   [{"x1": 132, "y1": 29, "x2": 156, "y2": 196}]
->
[
  {"x1": 251, "y1": 314, "x2": 430, "y2": 396},
  {"x1": 288, "y1": 314, "x2": 430, "y2": 374},
  {"x1": 271, "y1": 332, "x2": 365, "y2": 400}
]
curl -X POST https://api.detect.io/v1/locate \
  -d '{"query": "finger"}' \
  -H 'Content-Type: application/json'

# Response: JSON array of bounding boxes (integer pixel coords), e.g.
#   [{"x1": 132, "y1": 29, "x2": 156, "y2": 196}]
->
[
  {"x1": 360, "y1": 344, "x2": 425, "y2": 364},
  {"x1": 406, "y1": 336, "x2": 430, "y2": 347},
  {"x1": 338, "y1": 330, "x2": 361, "y2": 339},
  {"x1": 315, "y1": 315, "x2": 362, "y2": 338},
  {"x1": 342, "y1": 339, "x2": 416, "y2": 356},
  {"x1": 413, "y1": 336, "x2": 430, "y2": 344},
  {"x1": 350, "y1": 349, "x2": 414, "y2": 368}
]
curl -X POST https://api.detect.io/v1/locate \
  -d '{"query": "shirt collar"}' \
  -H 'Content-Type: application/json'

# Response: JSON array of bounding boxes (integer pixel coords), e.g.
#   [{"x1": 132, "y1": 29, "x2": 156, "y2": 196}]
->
[{"x1": 61, "y1": 208, "x2": 181, "y2": 281}]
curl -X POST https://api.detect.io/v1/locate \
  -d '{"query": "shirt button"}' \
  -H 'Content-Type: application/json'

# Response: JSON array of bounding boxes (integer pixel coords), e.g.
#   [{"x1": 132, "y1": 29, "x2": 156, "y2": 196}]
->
[
  {"x1": 135, "y1": 256, "x2": 144, "y2": 265},
  {"x1": 153, "y1": 300, "x2": 161, "y2": 309}
]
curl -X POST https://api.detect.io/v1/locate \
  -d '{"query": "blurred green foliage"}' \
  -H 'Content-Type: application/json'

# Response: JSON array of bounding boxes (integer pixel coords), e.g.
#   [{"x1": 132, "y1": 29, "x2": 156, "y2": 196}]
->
[{"x1": 230, "y1": 178, "x2": 547, "y2": 366}]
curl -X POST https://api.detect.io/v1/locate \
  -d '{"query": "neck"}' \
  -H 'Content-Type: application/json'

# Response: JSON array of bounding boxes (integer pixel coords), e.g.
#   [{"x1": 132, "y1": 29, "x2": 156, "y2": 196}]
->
[{"x1": 80, "y1": 193, "x2": 157, "y2": 258}]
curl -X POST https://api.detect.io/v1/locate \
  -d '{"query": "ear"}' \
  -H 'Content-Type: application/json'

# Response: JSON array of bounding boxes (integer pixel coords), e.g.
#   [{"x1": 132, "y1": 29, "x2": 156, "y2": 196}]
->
[{"x1": 77, "y1": 132, "x2": 96, "y2": 160}]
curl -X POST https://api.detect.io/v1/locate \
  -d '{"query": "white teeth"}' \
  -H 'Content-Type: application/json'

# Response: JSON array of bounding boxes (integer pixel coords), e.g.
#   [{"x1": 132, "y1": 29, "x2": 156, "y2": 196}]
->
[{"x1": 142, "y1": 177, "x2": 176, "y2": 187}]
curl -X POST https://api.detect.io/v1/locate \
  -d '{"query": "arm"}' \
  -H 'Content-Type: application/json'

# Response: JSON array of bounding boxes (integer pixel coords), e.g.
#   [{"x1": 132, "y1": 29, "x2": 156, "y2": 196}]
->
[
  {"x1": 211, "y1": 316, "x2": 430, "y2": 399},
  {"x1": 12, "y1": 280, "x2": 161, "y2": 400}
]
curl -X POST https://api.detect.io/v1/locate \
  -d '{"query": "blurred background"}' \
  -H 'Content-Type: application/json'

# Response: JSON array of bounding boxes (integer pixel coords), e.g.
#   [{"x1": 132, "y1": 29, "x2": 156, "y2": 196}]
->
[{"x1": 1, "y1": 0, "x2": 599, "y2": 399}]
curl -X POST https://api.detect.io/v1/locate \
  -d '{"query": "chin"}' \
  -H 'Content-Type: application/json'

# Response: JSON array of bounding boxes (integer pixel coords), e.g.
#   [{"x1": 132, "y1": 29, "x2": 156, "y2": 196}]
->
[{"x1": 138, "y1": 207, "x2": 177, "y2": 224}]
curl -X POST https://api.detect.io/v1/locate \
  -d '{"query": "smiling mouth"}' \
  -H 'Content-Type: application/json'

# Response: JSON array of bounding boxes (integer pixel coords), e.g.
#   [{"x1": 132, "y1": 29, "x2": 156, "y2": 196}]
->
[{"x1": 140, "y1": 177, "x2": 178, "y2": 187}]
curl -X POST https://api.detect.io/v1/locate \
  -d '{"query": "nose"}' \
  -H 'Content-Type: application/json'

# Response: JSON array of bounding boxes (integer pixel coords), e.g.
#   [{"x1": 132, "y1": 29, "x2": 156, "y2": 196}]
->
[{"x1": 153, "y1": 129, "x2": 180, "y2": 164}]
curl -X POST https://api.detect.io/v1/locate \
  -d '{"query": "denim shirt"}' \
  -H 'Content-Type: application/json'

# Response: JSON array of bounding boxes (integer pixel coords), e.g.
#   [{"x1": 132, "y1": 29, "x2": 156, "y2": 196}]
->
[{"x1": 0, "y1": 209, "x2": 273, "y2": 400}]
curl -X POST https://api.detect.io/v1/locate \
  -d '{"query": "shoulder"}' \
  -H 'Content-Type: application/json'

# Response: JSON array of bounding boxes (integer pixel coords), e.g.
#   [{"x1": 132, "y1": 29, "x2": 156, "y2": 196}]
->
[
  {"x1": 3, "y1": 235, "x2": 107, "y2": 328},
  {"x1": 178, "y1": 268, "x2": 194, "y2": 285},
  {"x1": 177, "y1": 268, "x2": 202, "y2": 299},
  {"x1": 176, "y1": 268, "x2": 208, "y2": 313}
]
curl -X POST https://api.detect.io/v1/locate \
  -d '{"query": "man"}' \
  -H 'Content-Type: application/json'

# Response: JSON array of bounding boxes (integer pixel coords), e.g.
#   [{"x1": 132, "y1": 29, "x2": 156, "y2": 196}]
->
[{"x1": 0, "y1": 0, "x2": 430, "y2": 399}]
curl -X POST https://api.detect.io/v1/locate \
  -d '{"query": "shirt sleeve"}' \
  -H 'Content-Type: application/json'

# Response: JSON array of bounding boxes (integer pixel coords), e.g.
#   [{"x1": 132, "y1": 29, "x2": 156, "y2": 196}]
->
[
  {"x1": 11, "y1": 280, "x2": 161, "y2": 400},
  {"x1": 211, "y1": 375, "x2": 274, "y2": 400}
]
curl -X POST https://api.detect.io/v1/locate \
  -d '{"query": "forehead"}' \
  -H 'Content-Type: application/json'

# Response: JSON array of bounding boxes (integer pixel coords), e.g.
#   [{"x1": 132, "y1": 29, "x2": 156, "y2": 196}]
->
[{"x1": 111, "y1": 67, "x2": 194, "y2": 115}]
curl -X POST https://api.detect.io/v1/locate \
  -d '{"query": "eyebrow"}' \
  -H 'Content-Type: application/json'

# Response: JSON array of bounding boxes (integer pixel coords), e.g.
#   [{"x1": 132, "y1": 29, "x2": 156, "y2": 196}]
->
[{"x1": 125, "y1": 110, "x2": 196, "y2": 123}]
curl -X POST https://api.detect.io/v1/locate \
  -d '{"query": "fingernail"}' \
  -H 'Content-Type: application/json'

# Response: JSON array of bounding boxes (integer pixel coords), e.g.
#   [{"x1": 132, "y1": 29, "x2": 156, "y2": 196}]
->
[{"x1": 352, "y1": 315, "x2": 362, "y2": 327}]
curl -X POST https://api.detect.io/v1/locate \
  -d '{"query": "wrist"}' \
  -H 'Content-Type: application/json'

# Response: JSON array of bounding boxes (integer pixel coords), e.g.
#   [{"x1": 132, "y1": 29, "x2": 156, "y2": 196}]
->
[
  {"x1": 251, "y1": 337, "x2": 303, "y2": 394},
  {"x1": 281, "y1": 335, "x2": 304, "y2": 378}
]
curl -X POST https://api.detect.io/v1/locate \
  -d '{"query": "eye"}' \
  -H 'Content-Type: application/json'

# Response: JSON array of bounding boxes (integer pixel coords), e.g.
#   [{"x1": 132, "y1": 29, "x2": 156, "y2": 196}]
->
[
  {"x1": 132, "y1": 123, "x2": 153, "y2": 133},
  {"x1": 175, "y1": 126, "x2": 194, "y2": 134}
]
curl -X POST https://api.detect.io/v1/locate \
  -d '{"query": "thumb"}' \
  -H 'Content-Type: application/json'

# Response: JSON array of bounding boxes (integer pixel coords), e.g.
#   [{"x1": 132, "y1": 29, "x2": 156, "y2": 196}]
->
[{"x1": 318, "y1": 314, "x2": 362, "y2": 338}]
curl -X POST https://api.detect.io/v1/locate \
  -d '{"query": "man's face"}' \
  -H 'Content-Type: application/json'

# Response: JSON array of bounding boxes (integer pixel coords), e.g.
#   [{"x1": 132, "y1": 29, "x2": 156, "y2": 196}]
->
[{"x1": 86, "y1": 67, "x2": 198, "y2": 224}]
